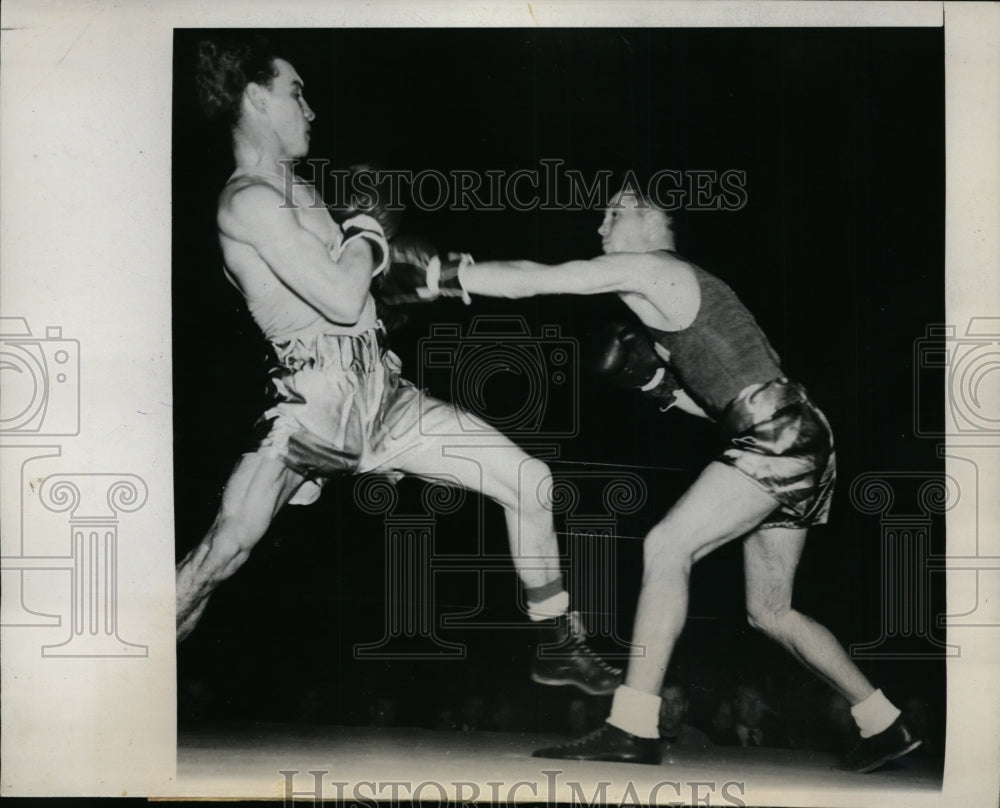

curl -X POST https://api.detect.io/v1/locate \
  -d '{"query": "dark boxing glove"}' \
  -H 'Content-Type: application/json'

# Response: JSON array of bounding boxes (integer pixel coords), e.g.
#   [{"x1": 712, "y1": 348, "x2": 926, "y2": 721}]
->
[
  {"x1": 329, "y1": 163, "x2": 403, "y2": 238},
  {"x1": 375, "y1": 235, "x2": 473, "y2": 306},
  {"x1": 590, "y1": 321, "x2": 682, "y2": 410}
]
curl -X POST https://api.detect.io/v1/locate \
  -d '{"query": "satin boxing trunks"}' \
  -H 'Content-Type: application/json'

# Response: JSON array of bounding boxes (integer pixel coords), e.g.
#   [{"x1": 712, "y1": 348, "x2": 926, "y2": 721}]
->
[
  {"x1": 255, "y1": 326, "x2": 459, "y2": 504},
  {"x1": 717, "y1": 377, "x2": 836, "y2": 529}
]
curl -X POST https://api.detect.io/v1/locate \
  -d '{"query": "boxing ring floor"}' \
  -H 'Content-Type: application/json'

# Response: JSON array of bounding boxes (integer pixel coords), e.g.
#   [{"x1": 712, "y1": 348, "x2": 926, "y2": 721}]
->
[{"x1": 174, "y1": 724, "x2": 942, "y2": 802}]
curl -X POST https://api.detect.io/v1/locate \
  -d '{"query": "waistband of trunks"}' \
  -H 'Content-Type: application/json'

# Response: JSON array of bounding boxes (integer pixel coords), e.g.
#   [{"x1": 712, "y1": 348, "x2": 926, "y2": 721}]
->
[
  {"x1": 720, "y1": 376, "x2": 809, "y2": 436},
  {"x1": 268, "y1": 321, "x2": 389, "y2": 372}
]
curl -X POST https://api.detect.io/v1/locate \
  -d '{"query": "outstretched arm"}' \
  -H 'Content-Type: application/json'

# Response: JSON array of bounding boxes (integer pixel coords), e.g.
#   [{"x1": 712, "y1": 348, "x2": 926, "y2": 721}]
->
[{"x1": 462, "y1": 253, "x2": 662, "y2": 299}]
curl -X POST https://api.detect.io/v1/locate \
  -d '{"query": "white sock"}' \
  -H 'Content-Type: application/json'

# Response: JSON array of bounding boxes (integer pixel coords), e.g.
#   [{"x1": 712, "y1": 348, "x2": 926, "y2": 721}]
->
[
  {"x1": 527, "y1": 590, "x2": 569, "y2": 621},
  {"x1": 850, "y1": 689, "x2": 901, "y2": 738},
  {"x1": 606, "y1": 685, "x2": 661, "y2": 739}
]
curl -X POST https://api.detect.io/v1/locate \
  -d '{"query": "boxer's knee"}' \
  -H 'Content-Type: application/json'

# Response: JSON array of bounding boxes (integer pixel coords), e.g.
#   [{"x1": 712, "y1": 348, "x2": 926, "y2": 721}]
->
[
  {"x1": 518, "y1": 456, "x2": 554, "y2": 517},
  {"x1": 486, "y1": 454, "x2": 553, "y2": 518},
  {"x1": 642, "y1": 524, "x2": 694, "y2": 575},
  {"x1": 746, "y1": 598, "x2": 792, "y2": 638}
]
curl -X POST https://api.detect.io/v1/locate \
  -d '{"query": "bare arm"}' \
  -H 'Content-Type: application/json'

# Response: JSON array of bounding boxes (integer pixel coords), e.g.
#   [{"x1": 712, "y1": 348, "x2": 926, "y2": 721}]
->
[
  {"x1": 219, "y1": 183, "x2": 373, "y2": 325},
  {"x1": 462, "y1": 253, "x2": 662, "y2": 299}
]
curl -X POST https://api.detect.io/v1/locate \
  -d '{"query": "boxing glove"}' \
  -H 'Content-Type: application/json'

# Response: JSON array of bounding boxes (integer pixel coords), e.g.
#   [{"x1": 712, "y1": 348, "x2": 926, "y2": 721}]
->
[
  {"x1": 375, "y1": 235, "x2": 472, "y2": 306},
  {"x1": 338, "y1": 214, "x2": 390, "y2": 277},
  {"x1": 328, "y1": 163, "x2": 403, "y2": 241},
  {"x1": 590, "y1": 320, "x2": 682, "y2": 409}
]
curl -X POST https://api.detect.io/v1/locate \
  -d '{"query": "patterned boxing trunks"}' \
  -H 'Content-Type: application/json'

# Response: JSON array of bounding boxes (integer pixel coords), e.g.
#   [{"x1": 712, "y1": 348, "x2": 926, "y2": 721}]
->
[
  {"x1": 717, "y1": 377, "x2": 836, "y2": 529},
  {"x1": 255, "y1": 326, "x2": 458, "y2": 502}
]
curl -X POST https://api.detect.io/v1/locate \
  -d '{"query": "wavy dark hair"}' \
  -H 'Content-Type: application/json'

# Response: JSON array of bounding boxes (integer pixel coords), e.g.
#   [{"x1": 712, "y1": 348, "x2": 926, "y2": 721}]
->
[{"x1": 194, "y1": 35, "x2": 281, "y2": 126}]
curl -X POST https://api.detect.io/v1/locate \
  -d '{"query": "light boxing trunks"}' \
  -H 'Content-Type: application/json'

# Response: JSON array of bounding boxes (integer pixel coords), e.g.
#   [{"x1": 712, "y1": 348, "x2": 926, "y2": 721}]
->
[
  {"x1": 255, "y1": 326, "x2": 457, "y2": 503},
  {"x1": 717, "y1": 377, "x2": 836, "y2": 529}
]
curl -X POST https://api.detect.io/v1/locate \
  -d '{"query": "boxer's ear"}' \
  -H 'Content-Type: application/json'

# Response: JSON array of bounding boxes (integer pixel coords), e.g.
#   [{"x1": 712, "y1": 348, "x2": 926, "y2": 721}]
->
[
  {"x1": 643, "y1": 206, "x2": 672, "y2": 242},
  {"x1": 244, "y1": 82, "x2": 269, "y2": 113}
]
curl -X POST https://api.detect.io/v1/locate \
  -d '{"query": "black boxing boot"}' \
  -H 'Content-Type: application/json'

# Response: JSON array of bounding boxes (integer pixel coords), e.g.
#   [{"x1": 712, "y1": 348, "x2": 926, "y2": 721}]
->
[
  {"x1": 841, "y1": 717, "x2": 922, "y2": 773},
  {"x1": 533, "y1": 723, "x2": 661, "y2": 765},
  {"x1": 531, "y1": 611, "x2": 622, "y2": 696}
]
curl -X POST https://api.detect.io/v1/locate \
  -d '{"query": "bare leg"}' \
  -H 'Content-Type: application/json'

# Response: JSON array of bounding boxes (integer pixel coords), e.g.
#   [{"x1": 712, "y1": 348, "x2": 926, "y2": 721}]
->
[
  {"x1": 744, "y1": 526, "x2": 875, "y2": 704},
  {"x1": 624, "y1": 461, "x2": 781, "y2": 694},
  {"x1": 384, "y1": 419, "x2": 561, "y2": 590},
  {"x1": 176, "y1": 453, "x2": 307, "y2": 641},
  {"x1": 532, "y1": 461, "x2": 783, "y2": 761},
  {"x1": 386, "y1": 414, "x2": 622, "y2": 694}
]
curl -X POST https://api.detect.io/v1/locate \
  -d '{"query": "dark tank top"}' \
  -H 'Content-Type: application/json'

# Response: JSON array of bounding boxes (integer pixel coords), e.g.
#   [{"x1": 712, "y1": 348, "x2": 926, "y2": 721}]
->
[{"x1": 646, "y1": 260, "x2": 783, "y2": 419}]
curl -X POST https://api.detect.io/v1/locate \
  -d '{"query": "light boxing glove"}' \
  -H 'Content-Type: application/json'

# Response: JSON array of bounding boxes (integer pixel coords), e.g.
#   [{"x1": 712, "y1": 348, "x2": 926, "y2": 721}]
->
[
  {"x1": 330, "y1": 163, "x2": 402, "y2": 277},
  {"x1": 590, "y1": 320, "x2": 683, "y2": 410},
  {"x1": 337, "y1": 214, "x2": 391, "y2": 277},
  {"x1": 375, "y1": 235, "x2": 473, "y2": 306}
]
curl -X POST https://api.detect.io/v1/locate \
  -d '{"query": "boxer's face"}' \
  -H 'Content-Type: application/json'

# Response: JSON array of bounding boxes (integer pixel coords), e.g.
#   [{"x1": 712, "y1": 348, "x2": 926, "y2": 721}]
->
[
  {"x1": 598, "y1": 192, "x2": 649, "y2": 254},
  {"x1": 264, "y1": 58, "x2": 315, "y2": 158}
]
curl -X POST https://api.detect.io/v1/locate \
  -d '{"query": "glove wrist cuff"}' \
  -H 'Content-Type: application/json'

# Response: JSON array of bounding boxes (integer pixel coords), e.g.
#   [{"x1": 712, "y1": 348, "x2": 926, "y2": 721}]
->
[
  {"x1": 455, "y1": 254, "x2": 473, "y2": 305},
  {"x1": 639, "y1": 366, "x2": 666, "y2": 392},
  {"x1": 341, "y1": 214, "x2": 390, "y2": 276},
  {"x1": 439, "y1": 253, "x2": 473, "y2": 304}
]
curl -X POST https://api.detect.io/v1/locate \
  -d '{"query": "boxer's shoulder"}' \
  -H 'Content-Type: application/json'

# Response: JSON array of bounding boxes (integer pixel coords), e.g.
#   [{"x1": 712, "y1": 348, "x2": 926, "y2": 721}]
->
[
  {"x1": 609, "y1": 250, "x2": 698, "y2": 300},
  {"x1": 611, "y1": 251, "x2": 699, "y2": 330},
  {"x1": 216, "y1": 179, "x2": 282, "y2": 244}
]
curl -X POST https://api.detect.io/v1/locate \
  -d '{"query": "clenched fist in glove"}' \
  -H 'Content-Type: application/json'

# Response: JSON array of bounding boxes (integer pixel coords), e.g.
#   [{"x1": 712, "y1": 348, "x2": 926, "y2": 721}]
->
[
  {"x1": 337, "y1": 214, "x2": 391, "y2": 277},
  {"x1": 590, "y1": 320, "x2": 684, "y2": 411},
  {"x1": 330, "y1": 163, "x2": 402, "y2": 278},
  {"x1": 329, "y1": 163, "x2": 403, "y2": 240},
  {"x1": 376, "y1": 235, "x2": 473, "y2": 306}
]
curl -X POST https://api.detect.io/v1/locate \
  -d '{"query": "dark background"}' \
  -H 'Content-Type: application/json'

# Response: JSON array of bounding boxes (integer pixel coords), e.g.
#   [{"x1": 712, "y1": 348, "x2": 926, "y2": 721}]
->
[{"x1": 173, "y1": 28, "x2": 946, "y2": 754}]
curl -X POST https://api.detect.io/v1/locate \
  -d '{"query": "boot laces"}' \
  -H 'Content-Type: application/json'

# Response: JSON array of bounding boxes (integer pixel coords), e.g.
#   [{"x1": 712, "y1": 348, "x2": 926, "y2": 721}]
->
[
  {"x1": 565, "y1": 614, "x2": 622, "y2": 675},
  {"x1": 564, "y1": 724, "x2": 613, "y2": 749}
]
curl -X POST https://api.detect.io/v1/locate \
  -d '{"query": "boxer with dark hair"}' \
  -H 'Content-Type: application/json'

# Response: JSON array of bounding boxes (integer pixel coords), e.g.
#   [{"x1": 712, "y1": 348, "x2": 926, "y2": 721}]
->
[
  {"x1": 176, "y1": 38, "x2": 620, "y2": 698},
  {"x1": 195, "y1": 36, "x2": 283, "y2": 126},
  {"x1": 390, "y1": 187, "x2": 920, "y2": 772}
]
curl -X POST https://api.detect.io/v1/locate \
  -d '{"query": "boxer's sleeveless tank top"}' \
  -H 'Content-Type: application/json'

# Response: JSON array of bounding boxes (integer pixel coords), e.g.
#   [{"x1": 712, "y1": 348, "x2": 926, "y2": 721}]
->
[{"x1": 645, "y1": 257, "x2": 783, "y2": 418}]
